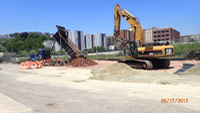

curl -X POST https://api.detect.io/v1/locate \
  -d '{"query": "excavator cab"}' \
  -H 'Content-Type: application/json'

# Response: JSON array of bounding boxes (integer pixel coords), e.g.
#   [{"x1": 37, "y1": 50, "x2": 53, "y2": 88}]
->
[{"x1": 127, "y1": 41, "x2": 138, "y2": 57}]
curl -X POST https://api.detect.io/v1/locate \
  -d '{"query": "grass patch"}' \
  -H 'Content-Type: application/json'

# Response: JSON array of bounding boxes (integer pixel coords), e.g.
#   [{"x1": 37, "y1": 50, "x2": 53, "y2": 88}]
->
[
  {"x1": 89, "y1": 54, "x2": 123, "y2": 60},
  {"x1": 173, "y1": 42, "x2": 200, "y2": 58},
  {"x1": 52, "y1": 56, "x2": 70, "y2": 60}
]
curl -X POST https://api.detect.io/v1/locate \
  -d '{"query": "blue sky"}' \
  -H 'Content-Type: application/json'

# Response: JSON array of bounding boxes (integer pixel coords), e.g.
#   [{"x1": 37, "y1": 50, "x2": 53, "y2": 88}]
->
[{"x1": 0, "y1": 0, "x2": 199, "y2": 35}]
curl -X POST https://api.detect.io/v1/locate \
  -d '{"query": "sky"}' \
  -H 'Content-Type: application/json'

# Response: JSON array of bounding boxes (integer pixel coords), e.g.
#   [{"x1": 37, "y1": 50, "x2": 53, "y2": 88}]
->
[{"x1": 0, "y1": 0, "x2": 200, "y2": 35}]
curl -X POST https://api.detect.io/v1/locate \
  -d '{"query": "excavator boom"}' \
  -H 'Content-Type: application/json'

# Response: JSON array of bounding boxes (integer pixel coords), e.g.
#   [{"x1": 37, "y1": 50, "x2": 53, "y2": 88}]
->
[{"x1": 114, "y1": 3, "x2": 144, "y2": 47}]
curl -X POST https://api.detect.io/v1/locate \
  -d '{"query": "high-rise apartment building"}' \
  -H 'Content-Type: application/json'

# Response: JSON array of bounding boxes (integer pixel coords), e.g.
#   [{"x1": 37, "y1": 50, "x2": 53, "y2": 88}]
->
[
  {"x1": 68, "y1": 30, "x2": 84, "y2": 51},
  {"x1": 84, "y1": 33, "x2": 107, "y2": 49},
  {"x1": 84, "y1": 34, "x2": 93, "y2": 49},
  {"x1": 143, "y1": 28, "x2": 153, "y2": 43}
]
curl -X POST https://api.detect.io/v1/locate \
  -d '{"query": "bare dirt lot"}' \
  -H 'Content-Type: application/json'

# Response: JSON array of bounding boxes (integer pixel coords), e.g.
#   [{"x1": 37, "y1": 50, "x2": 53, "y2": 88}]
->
[{"x1": 0, "y1": 60, "x2": 200, "y2": 113}]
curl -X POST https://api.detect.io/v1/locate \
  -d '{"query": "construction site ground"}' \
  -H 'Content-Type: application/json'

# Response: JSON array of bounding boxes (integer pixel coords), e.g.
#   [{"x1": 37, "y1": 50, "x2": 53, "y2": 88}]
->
[{"x1": 0, "y1": 60, "x2": 200, "y2": 113}]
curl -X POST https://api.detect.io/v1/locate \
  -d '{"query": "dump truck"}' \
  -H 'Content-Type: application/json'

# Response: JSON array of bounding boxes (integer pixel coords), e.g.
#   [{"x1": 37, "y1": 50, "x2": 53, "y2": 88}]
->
[
  {"x1": 53, "y1": 25, "x2": 83, "y2": 59},
  {"x1": 53, "y1": 25, "x2": 96, "y2": 67},
  {"x1": 20, "y1": 25, "x2": 88, "y2": 69}
]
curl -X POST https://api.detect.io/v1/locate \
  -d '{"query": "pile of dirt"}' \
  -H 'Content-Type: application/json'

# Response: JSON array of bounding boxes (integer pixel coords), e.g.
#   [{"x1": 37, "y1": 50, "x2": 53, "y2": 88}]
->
[
  {"x1": 90, "y1": 63, "x2": 140, "y2": 81},
  {"x1": 185, "y1": 50, "x2": 200, "y2": 60},
  {"x1": 90, "y1": 62, "x2": 200, "y2": 85},
  {"x1": 68, "y1": 57, "x2": 97, "y2": 67},
  {"x1": 184, "y1": 62, "x2": 200, "y2": 75}
]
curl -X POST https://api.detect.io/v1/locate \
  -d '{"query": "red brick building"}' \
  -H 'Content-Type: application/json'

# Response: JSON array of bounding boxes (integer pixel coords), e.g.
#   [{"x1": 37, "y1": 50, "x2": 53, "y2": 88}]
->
[
  {"x1": 152, "y1": 27, "x2": 180, "y2": 44},
  {"x1": 119, "y1": 29, "x2": 134, "y2": 41},
  {"x1": 114, "y1": 29, "x2": 135, "y2": 46}
]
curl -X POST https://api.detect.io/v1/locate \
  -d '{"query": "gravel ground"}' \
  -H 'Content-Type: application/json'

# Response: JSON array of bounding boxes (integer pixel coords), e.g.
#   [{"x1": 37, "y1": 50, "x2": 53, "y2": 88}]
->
[
  {"x1": 0, "y1": 61, "x2": 200, "y2": 113},
  {"x1": 0, "y1": 73, "x2": 199, "y2": 113}
]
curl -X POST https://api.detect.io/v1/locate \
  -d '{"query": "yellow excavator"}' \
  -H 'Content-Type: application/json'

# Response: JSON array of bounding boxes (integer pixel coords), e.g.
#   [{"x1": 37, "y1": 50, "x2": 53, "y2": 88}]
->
[{"x1": 114, "y1": 4, "x2": 174, "y2": 69}]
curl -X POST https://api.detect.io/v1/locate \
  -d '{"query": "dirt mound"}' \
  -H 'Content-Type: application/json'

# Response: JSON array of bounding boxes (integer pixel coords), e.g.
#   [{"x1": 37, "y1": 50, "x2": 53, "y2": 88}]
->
[
  {"x1": 68, "y1": 57, "x2": 97, "y2": 67},
  {"x1": 184, "y1": 62, "x2": 200, "y2": 75},
  {"x1": 90, "y1": 63, "x2": 140, "y2": 81},
  {"x1": 185, "y1": 50, "x2": 200, "y2": 60}
]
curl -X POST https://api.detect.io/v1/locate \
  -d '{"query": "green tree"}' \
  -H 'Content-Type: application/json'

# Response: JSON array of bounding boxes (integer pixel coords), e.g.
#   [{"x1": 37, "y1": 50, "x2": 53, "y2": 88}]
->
[{"x1": 6, "y1": 32, "x2": 49, "y2": 55}]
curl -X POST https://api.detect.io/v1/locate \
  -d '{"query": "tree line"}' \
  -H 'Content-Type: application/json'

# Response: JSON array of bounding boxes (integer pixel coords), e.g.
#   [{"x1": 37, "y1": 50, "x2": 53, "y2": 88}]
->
[{"x1": 0, "y1": 32, "x2": 51, "y2": 55}]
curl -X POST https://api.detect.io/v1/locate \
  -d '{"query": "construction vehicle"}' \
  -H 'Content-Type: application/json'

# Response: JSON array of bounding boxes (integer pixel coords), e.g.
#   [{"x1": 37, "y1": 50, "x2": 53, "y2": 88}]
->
[
  {"x1": 30, "y1": 49, "x2": 67, "y2": 66},
  {"x1": 53, "y1": 25, "x2": 96, "y2": 67},
  {"x1": 20, "y1": 48, "x2": 67, "y2": 69},
  {"x1": 53, "y1": 25, "x2": 84, "y2": 59},
  {"x1": 20, "y1": 25, "x2": 91, "y2": 69},
  {"x1": 114, "y1": 4, "x2": 174, "y2": 69},
  {"x1": 29, "y1": 49, "x2": 51, "y2": 61},
  {"x1": 21, "y1": 49, "x2": 50, "y2": 69}
]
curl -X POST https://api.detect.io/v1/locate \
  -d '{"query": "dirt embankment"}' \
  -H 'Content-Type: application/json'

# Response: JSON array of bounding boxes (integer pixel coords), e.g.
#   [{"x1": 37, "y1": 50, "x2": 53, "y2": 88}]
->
[
  {"x1": 90, "y1": 63, "x2": 200, "y2": 85},
  {"x1": 184, "y1": 62, "x2": 200, "y2": 75},
  {"x1": 90, "y1": 63, "x2": 140, "y2": 81}
]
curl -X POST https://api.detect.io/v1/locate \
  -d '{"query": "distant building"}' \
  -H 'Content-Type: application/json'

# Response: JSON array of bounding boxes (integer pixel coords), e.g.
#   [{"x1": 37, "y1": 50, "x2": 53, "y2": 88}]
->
[
  {"x1": 44, "y1": 30, "x2": 85, "y2": 51},
  {"x1": 94, "y1": 33, "x2": 106, "y2": 49},
  {"x1": 119, "y1": 29, "x2": 134, "y2": 41},
  {"x1": 68, "y1": 30, "x2": 84, "y2": 51},
  {"x1": 143, "y1": 28, "x2": 154, "y2": 43},
  {"x1": 180, "y1": 34, "x2": 200, "y2": 43},
  {"x1": 84, "y1": 34, "x2": 93, "y2": 49},
  {"x1": 113, "y1": 29, "x2": 134, "y2": 46},
  {"x1": 84, "y1": 33, "x2": 107, "y2": 49},
  {"x1": 106, "y1": 35, "x2": 114, "y2": 50},
  {"x1": 43, "y1": 40, "x2": 61, "y2": 52},
  {"x1": 143, "y1": 27, "x2": 180, "y2": 44},
  {"x1": 0, "y1": 34, "x2": 14, "y2": 39},
  {"x1": 152, "y1": 27, "x2": 180, "y2": 44}
]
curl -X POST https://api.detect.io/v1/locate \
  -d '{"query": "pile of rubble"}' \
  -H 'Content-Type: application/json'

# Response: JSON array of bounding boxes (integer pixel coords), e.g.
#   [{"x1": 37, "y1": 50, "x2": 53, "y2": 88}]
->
[
  {"x1": 185, "y1": 50, "x2": 200, "y2": 60},
  {"x1": 68, "y1": 57, "x2": 97, "y2": 67}
]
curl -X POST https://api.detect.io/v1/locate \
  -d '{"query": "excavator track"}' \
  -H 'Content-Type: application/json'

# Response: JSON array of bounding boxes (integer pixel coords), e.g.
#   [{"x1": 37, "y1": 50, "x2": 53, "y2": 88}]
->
[
  {"x1": 119, "y1": 58, "x2": 153, "y2": 70},
  {"x1": 118, "y1": 58, "x2": 170, "y2": 70},
  {"x1": 150, "y1": 59, "x2": 170, "y2": 69}
]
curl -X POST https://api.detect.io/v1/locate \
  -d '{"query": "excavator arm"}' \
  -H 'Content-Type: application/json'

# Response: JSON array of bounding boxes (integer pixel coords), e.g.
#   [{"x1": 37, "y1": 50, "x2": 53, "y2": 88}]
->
[{"x1": 114, "y1": 3, "x2": 144, "y2": 48}]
